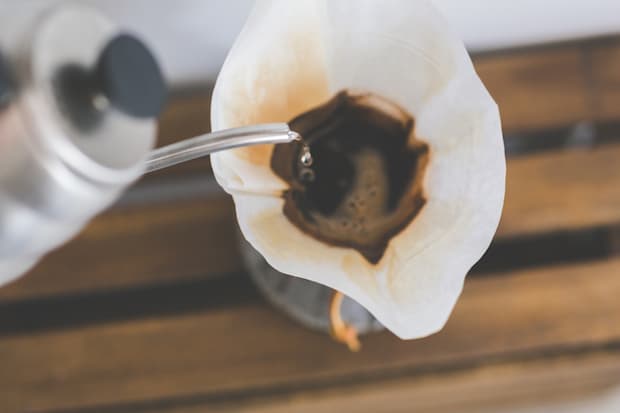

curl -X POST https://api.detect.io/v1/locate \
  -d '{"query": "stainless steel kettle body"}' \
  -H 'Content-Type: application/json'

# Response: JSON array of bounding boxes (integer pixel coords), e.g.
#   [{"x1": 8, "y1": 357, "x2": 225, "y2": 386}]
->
[{"x1": 0, "y1": 3, "x2": 164, "y2": 285}]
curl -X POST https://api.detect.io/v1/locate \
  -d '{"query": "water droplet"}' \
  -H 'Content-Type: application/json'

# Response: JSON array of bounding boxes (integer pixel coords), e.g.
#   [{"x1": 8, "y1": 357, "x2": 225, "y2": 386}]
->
[{"x1": 300, "y1": 145, "x2": 313, "y2": 167}]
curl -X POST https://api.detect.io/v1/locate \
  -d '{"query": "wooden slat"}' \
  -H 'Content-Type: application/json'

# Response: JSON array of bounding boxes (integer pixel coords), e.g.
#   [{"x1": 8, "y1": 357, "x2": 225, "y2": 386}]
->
[
  {"x1": 590, "y1": 39, "x2": 620, "y2": 121},
  {"x1": 473, "y1": 38, "x2": 620, "y2": 133},
  {"x1": 2, "y1": 143, "x2": 619, "y2": 302},
  {"x1": 474, "y1": 47, "x2": 591, "y2": 133},
  {"x1": 498, "y1": 144, "x2": 620, "y2": 238},
  {"x1": 163, "y1": 350, "x2": 620, "y2": 413},
  {"x1": 0, "y1": 197, "x2": 240, "y2": 302},
  {"x1": 2, "y1": 258, "x2": 620, "y2": 412}
]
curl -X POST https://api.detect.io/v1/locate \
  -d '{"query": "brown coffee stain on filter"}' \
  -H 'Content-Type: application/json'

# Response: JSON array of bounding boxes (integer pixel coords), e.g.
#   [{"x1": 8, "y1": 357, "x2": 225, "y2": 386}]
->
[
  {"x1": 218, "y1": 24, "x2": 331, "y2": 166},
  {"x1": 272, "y1": 91, "x2": 430, "y2": 265}
]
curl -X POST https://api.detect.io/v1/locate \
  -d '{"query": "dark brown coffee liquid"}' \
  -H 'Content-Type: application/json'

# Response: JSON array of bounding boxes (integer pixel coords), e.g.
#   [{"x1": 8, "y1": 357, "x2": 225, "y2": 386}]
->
[{"x1": 271, "y1": 91, "x2": 429, "y2": 264}]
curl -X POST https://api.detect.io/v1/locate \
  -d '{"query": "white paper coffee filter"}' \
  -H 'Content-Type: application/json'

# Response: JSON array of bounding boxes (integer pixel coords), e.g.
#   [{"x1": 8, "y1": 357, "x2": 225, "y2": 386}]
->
[{"x1": 211, "y1": 0, "x2": 505, "y2": 339}]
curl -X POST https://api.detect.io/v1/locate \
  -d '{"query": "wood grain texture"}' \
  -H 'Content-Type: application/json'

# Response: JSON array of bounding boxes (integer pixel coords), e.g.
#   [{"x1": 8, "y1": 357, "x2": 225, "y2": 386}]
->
[
  {"x1": 475, "y1": 48, "x2": 591, "y2": 133},
  {"x1": 590, "y1": 39, "x2": 620, "y2": 122},
  {"x1": 2, "y1": 258, "x2": 620, "y2": 412},
  {"x1": 498, "y1": 144, "x2": 620, "y2": 238},
  {"x1": 0, "y1": 197, "x2": 239, "y2": 302},
  {"x1": 474, "y1": 39, "x2": 620, "y2": 133},
  {"x1": 160, "y1": 350, "x2": 620, "y2": 413}
]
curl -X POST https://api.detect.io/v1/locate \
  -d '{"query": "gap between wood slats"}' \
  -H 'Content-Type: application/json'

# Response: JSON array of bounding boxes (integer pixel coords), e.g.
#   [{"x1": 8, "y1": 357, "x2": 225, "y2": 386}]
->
[{"x1": 2, "y1": 258, "x2": 620, "y2": 412}]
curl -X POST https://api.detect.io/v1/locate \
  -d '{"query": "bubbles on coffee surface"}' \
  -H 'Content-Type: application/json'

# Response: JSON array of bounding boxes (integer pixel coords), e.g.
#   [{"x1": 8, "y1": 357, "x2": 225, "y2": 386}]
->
[{"x1": 272, "y1": 90, "x2": 430, "y2": 264}]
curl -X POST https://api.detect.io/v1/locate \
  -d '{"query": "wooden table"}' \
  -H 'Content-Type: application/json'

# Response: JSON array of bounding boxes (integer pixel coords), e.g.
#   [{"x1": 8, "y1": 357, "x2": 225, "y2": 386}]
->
[{"x1": 1, "y1": 37, "x2": 620, "y2": 413}]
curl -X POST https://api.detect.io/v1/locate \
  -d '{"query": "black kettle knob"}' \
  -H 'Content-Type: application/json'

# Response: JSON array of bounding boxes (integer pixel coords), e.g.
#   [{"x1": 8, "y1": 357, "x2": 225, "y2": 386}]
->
[
  {"x1": 54, "y1": 33, "x2": 167, "y2": 131},
  {"x1": 94, "y1": 34, "x2": 167, "y2": 119}
]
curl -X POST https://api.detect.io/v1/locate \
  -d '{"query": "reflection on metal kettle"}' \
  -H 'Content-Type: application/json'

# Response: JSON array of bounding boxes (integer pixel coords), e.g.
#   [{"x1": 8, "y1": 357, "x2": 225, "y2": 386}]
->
[{"x1": 0, "y1": 4, "x2": 165, "y2": 285}]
